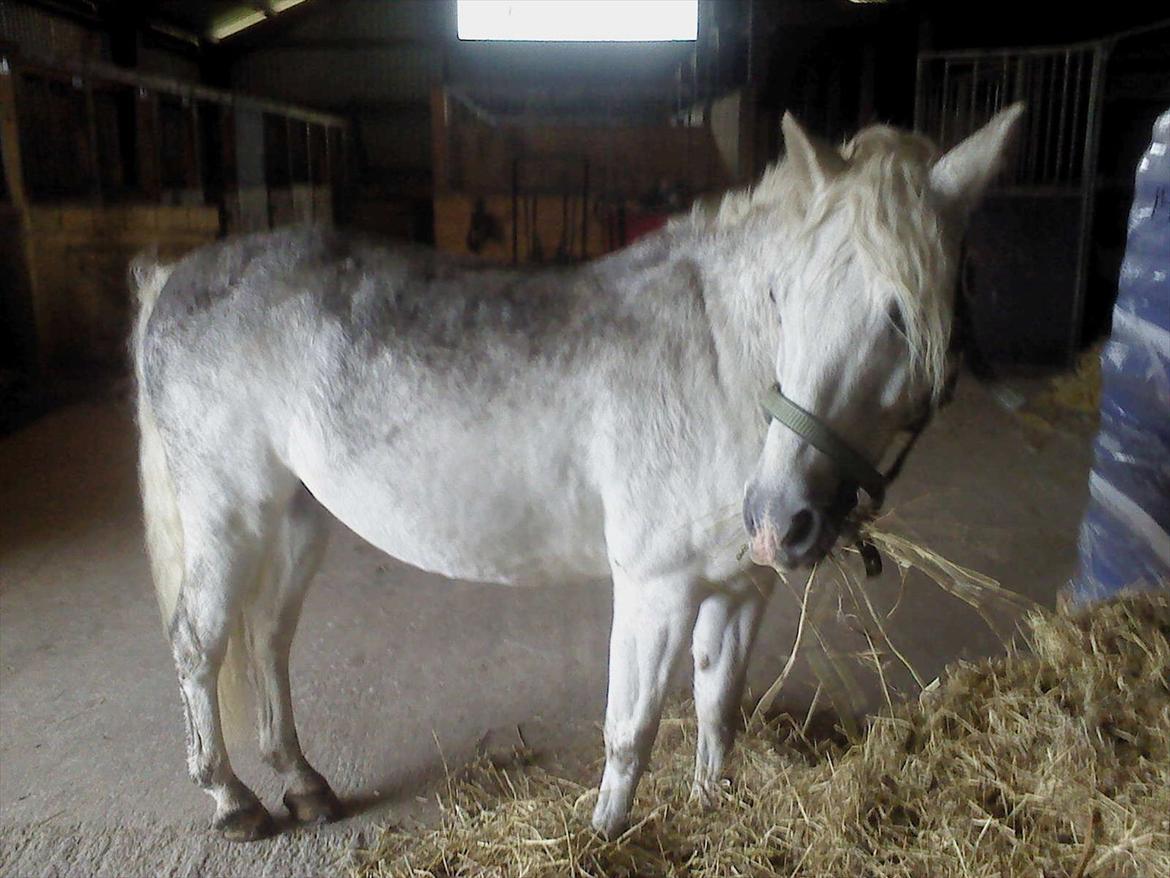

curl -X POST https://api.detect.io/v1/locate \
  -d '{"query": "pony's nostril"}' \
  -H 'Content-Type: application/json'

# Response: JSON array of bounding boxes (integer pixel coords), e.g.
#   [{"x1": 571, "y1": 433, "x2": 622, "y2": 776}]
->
[
  {"x1": 742, "y1": 501, "x2": 759, "y2": 537},
  {"x1": 783, "y1": 509, "x2": 815, "y2": 549}
]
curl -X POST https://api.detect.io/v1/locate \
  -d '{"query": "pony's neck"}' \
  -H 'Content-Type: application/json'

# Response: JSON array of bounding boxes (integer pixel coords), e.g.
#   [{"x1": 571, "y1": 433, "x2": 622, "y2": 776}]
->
[
  {"x1": 682, "y1": 156, "x2": 811, "y2": 406},
  {"x1": 694, "y1": 219, "x2": 798, "y2": 409}
]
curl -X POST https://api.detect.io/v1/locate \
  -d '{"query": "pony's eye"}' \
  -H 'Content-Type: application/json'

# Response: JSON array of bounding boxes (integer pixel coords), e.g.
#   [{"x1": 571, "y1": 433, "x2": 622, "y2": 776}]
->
[
  {"x1": 889, "y1": 304, "x2": 907, "y2": 337},
  {"x1": 763, "y1": 382, "x2": 780, "y2": 426}
]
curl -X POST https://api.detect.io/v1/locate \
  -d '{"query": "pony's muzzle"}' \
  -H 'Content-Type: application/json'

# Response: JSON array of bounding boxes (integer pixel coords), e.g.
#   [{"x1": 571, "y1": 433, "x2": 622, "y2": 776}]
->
[{"x1": 743, "y1": 488, "x2": 830, "y2": 569}]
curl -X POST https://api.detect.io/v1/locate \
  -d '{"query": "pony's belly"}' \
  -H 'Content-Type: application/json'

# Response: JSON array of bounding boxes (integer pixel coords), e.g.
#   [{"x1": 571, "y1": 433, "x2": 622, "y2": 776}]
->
[{"x1": 296, "y1": 446, "x2": 610, "y2": 586}]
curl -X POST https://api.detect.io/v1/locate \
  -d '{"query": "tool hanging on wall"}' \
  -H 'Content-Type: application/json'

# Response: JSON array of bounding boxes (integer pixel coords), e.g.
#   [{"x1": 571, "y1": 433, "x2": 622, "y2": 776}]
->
[
  {"x1": 510, "y1": 156, "x2": 590, "y2": 264},
  {"x1": 555, "y1": 192, "x2": 575, "y2": 263},
  {"x1": 465, "y1": 197, "x2": 503, "y2": 254},
  {"x1": 528, "y1": 195, "x2": 543, "y2": 263}
]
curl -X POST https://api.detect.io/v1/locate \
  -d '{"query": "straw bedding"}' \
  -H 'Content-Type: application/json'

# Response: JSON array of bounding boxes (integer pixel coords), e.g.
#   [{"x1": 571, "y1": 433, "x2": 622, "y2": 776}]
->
[
  {"x1": 348, "y1": 589, "x2": 1169, "y2": 877},
  {"x1": 1015, "y1": 344, "x2": 1104, "y2": 438}
]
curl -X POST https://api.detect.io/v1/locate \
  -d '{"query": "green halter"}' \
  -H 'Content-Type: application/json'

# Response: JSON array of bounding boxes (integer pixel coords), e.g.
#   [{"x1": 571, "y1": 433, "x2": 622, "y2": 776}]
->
[{"x1": 760, "y1": 384, "x2": 891, "y2": 507}]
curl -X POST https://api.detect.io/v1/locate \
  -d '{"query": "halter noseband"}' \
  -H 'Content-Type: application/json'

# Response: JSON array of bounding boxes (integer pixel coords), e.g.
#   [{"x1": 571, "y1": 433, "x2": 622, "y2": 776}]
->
[
  {"x1": 760, "y1": 384, "x2": 934, "y2": 575},
  {"x1": 760, "y1": 385, "x2": 891, "y2": 507}
]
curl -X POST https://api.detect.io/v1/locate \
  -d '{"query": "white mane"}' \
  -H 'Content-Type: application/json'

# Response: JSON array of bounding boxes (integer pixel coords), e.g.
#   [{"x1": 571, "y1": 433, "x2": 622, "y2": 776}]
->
[{"x1": 687, "y1": 124, "x2": 956, "y2": 401}]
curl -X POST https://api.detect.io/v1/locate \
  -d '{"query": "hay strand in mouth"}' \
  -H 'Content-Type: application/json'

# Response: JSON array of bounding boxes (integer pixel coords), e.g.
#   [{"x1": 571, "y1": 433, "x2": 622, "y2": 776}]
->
[
  {"x1": 847, "y1": 512, "x2": 1036, "y2": 641},
  {"x1": 749, "y1": 509, "x2": 1033, "y2": 727},
  {"x1": 751, "y1": 565, "x2": 818, "y2": 723}
]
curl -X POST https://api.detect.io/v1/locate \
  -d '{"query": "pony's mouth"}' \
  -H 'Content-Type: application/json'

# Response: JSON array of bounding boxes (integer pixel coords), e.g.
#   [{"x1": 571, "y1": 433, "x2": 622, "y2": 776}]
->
[
  {"x1": 782, "y1": 517, "x2": 841, "y2": 569},
  {"x1": 748, "y1": 513, "x2": 842, "y2": 570}
]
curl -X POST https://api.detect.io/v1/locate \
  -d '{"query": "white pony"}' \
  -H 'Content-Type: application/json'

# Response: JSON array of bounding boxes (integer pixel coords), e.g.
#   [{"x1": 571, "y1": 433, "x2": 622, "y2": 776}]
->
[{"x1": 133, "y1": 107, "x2": 1022, "y2": 840}]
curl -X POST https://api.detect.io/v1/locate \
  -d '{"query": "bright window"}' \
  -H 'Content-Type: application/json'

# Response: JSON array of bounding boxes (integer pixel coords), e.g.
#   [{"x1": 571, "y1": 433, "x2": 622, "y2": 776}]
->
[{"x1": 457, "y1": 0, "x2": 698, "y2": 42}]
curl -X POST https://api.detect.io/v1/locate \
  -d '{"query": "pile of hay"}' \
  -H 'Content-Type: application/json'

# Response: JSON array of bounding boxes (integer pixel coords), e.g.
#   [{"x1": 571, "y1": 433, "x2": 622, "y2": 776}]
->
[
  {"x1": 349, "y1": 593, "x2": 1170, "y2": 878},
  {"x1": 1043, "y1": 344, "x2": 1104, "y2": 417},
  {"x1": 1016, "y1": 344, "x2": 1104, "y2": 436}
]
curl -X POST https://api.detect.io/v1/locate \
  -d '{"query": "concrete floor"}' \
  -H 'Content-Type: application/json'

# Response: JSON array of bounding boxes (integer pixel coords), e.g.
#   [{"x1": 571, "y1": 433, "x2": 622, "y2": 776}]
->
[{"x1": 0, "y1": 378, "x2": 1093, "y2": 876}]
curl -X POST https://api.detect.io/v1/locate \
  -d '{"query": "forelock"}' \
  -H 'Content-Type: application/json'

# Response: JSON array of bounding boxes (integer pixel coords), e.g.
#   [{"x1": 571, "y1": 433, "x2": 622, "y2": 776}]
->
[{"x1": 805, "y1": 127, "x2": 955, "y2": 400}]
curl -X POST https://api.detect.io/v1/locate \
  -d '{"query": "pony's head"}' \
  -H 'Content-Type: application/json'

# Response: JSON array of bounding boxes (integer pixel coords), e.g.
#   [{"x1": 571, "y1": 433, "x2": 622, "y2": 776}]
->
[{"x1": 742, "y1": 104, "x2": 1024, "y2": 569}]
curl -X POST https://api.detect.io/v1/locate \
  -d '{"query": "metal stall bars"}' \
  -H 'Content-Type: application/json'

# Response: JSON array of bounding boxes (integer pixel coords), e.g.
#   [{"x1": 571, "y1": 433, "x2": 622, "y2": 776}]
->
[{"x1": 916, "y1": 42, "x2": 1106, "y2": 368}]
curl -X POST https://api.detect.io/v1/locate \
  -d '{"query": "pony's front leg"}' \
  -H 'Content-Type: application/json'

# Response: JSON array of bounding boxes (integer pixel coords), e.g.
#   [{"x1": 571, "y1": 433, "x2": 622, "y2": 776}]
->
[
  {"x1": 592, "y1": 570, "x2": 701, "y2": 838},
  {"x1": 690, "y1": 572, "x2": 774, "y2": 806}
]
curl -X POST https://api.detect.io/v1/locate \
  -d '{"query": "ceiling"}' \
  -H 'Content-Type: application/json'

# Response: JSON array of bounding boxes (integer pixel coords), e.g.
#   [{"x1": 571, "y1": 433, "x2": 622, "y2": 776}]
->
[
  {"x1": 32, "y1": 1, "x2": 1170, "y2": 54},
  {"x1": 123, "y1": 0, "x2": 320, "y2": 43}
]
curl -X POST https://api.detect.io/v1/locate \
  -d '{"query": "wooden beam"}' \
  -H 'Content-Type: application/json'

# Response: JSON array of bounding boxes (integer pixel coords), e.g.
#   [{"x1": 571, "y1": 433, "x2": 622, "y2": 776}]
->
[
  {"x1": 83, "y1": 80, "x2": 102, "y2": 203},
  {"x1": 8, "y1": 53, "x2": 347, "y2": 128},
  {"x1": 0, "y1": 54, "x2": 29, "y2": 211},
  {"x1": 215, "y1": 0, "x2": 329, "y2": 50},
  {"x1": 135, "y1": 88, "x2": 162, "y2": 200},
  {"x1": 430, "y1": 86, "x2": 449, "y2": 194},
  {"x1": 11, "y1": 0, "x2": 102, "y2": 29},
  {"x1": 232, "y1": 36, "x2": 448, "y2": 54}
]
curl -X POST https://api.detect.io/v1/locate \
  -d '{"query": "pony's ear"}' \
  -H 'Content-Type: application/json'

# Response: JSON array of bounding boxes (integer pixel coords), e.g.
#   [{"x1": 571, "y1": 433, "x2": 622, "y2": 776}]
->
[
  {"x1": 782, "y1": 112, "x2": 845, "y2": 192},
  {"x1": 930, "y1": 103, "x2": 1025, "y2": 218}
]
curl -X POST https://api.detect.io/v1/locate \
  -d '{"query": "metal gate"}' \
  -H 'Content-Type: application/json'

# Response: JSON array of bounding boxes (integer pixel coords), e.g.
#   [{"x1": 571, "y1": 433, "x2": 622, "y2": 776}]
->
[{"x1": 916, "y1": 44, "x2": 1107, "y2": 367}]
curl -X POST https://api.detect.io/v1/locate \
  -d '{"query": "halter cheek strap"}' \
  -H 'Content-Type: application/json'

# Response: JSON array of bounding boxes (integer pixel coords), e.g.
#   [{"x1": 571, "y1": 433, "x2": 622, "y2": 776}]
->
[{"x1": 760, "y1": 384, "x2": 889, "y2": 507}]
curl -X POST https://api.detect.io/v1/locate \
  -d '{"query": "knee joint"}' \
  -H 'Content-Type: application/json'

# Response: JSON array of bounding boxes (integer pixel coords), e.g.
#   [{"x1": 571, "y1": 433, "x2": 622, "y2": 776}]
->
[{"x1": 604, "y1": 725, "x2": 654, "y2": 772}]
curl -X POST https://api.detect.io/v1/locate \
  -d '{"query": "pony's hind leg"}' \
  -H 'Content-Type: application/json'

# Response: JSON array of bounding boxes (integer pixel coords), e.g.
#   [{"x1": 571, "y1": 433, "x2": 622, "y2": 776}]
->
[
  {"x1": 168, "y1": 515, "x2": 273, "y2": 841},
  {"x1": 245, "y1": 485, "x2": 343, "y2": 824}
]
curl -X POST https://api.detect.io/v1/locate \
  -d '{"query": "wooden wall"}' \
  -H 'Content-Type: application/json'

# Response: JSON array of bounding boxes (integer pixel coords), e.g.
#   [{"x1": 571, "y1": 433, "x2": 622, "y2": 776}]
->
[
  {"x1": 436, "y1": 91, "x2": 733, "y2": 199},
  {"x1": 0, "y1": 50, "x2": 345, "y2": 378},
  {"x1": 18, "y1": 205, "x2": 219, "y2": 374},
  {"x1": 434, "y1": 193, "x2": 633, "y2": 264},
  {"x1": 431, "y1": 86, "x2": 745, "y2": 262}
]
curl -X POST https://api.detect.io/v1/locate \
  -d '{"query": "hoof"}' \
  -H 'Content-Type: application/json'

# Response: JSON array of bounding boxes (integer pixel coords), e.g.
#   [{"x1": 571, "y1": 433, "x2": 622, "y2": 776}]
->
[
  {"x1": 215, "y1": 803, "x2": 275, "y2": 843},
  {"x1": 590, "y1": 793, "x2": 630, "y2": 841},
  {"x1": 690, "y1": 780, "x2": 719, "y2": 810},
  {"x1": 284, "y1": 786, "x2": 345, "y2": 825}
]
